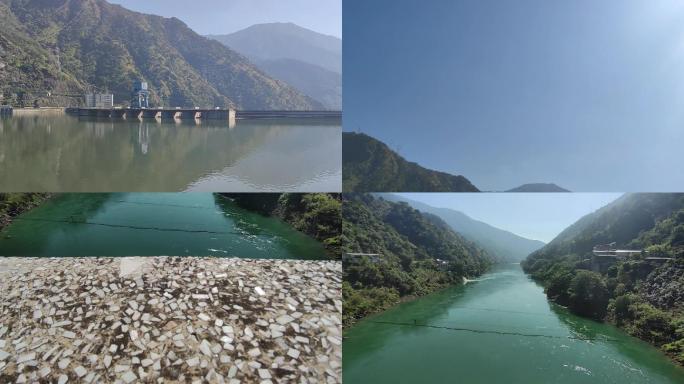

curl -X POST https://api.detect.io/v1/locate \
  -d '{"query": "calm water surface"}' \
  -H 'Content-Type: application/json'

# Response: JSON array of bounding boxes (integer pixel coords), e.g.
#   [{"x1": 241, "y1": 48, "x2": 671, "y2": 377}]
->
[
  {"x1": 344, "y1": 264, "x2": 684, "y2": 384},
  {"x1": 0, "y1": 193, "x2": 326, "y2": 258},
  {"x1": 0, "y1": 114, "x2": 341, "y2": 192}
]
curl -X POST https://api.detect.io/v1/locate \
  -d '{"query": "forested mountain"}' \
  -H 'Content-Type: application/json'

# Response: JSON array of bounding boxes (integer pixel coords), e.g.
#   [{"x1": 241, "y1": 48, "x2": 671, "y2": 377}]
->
[
  {"x1": 0, "y1": 0, "x2": 319, "y2": 109},
  {"x1": 506, "y1": 183, "x2": 570, "y2": 192},
  {"x1": 343, "y1": 132, "x2": 479, "y2": 192},
  {"x1": 210, "y1": 23, "x2": 341, "y2": 109},
  {"x1": 522, "y1": 193, "x2": 684, "y2": 365},
  {"x1": 342, "y1": 194, "x2": 493, "y2": 326},
  {"x1": 381, "y1": 194, "x2": 545, "y2": 262}
]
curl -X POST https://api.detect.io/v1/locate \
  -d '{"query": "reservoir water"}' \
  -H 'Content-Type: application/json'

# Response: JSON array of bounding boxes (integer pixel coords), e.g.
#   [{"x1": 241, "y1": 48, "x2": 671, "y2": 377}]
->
[
  {"x1": 343, "y1": 264, "x2": 684, "y2": 383},
  {"x1": 0, "y1": 114, "x2": 341, "y2": 192},
  {"x1": 0, "y1": 193, "x2": 326, "y2": 259}
]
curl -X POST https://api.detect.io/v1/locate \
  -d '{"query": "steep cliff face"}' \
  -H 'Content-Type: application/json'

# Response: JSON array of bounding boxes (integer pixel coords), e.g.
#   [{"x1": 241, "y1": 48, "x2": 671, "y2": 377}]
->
[
  {"x1": 0, "y1": 0, "x2": 320, "y2": 109},
  {"x1": 642, "y1": 263, "x2": 684, "y2": 309}
]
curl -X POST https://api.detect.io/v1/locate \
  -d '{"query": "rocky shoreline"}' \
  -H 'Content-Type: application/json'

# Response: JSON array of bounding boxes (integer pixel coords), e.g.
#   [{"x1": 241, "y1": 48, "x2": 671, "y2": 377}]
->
[
  {"x1": 0, "y1": 257, "x2": 342, "y2": 383},
  {"x1": 0, "y1": 193, "x2": 52, "y2": 230}
]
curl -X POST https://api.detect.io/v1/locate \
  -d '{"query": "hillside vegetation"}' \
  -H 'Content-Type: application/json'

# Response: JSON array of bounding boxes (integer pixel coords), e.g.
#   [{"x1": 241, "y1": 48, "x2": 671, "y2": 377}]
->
[
  {"x1": 0, "y1": 193, "x2": 51, "y2": 229},
  {"x1": 343, "y1": 133, "x2": 479, "y2": 192},
  {"x1": 522, "y1": 193, "x2": 684, "y2": 365},
  {"x1": 342, "y1": 194, "x2": 493, "y2": 327},
  {"x1": 0, "y1": 0, "x2": 319, "y2": 109}
]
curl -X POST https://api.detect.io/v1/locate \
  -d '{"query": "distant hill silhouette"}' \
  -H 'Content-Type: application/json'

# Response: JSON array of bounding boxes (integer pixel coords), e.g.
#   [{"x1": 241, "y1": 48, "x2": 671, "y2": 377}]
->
[
  {"x1": 343, "y1": 132, "x2": 479, "y2": 192},
  {"x1": 506, "y1": 183, "x2": 570, "y2": 192},
  {"x1": 209, "y1": 23, "x2": 341, "y2": 109}
]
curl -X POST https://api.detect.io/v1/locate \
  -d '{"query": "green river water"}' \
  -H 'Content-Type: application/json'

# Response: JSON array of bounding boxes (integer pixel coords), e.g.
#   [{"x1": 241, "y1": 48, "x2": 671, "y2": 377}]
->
[
  {"x1": 0, "y1": 193, "x2": 326, "y2": 259},
  {"x1": 343, "y1": 264, "x2": 684, "y2": 383},
  {"x1": 0, "y1": 114, "x2": 341, "y2": 192}
]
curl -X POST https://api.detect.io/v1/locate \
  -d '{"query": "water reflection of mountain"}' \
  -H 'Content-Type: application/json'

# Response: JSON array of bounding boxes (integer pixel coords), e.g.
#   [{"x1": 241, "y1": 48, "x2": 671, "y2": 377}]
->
[
  {"x1": 188, "y1": 120, "x2": 342, "y2": 191},
  {"x1": 0, "y1": 115, "x2": 341, "y2": 192}
]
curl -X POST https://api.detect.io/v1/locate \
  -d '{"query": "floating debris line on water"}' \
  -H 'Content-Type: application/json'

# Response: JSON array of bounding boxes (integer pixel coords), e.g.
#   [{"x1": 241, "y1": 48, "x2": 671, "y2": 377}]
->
[
  {"x1": 367, "y1": 320, "x2": 622, "y2": 343},
  {"x1": 10, "y1": 217, "x2": 240, "y2": 235}
]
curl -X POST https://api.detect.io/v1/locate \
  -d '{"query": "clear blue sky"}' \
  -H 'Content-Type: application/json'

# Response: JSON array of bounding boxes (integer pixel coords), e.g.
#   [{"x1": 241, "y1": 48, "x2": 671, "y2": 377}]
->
[
  {"x1": 399, "y1": 193, "x2": 622, "y2": 242},
  {"x1": 108, "y1": 0, "x2": 341, "y2": 37},
  {"x1": 345, "y1": 0, "x2": 684, "y2": 191}
]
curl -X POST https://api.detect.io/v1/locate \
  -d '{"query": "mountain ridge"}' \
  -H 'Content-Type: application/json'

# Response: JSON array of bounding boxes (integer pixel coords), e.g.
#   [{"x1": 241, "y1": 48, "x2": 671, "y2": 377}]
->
[
  {"x1": 208, "y1": 22, "x2": 341, "y2": 73},
  {"x1": 380, "y1": 194, "x2": 545, "y2": 262},
  {"x1": 0, "y1": 0, "x2": 319, "y2": 109},
  {"x1": 208, "y1": 23, "x2": 341, "y2": 109},
  {"x1": 343, "y1": 132, "x2": 479, "y2": 192}
]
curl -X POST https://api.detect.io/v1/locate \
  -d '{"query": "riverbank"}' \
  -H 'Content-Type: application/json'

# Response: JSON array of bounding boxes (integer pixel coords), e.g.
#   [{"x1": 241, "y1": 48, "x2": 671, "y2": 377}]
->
[
  {"x1": 343, "y1": 269, "x2": 489, "y2": 328},
  {"x1": 343, "y1": 286, "x2": 443, "y2": 331},
  {"x1": 344, "y1": 268, "x2": 504, "y2": 330},
  {"x1": 221, "y1": 194, "x2": 342, "y2": 258},
  {"x1": 0, "y1": 193, "x2": 51, "y2": 230},
  {"x1": 341, "y1": 193, "x2": 494, "y2": 327},
  {"x1": 0, "y1": 257, "x2": 342, "y2": 383},
  {"x1": 530, "y1": 260, "x2": 684, "y2": 367}
]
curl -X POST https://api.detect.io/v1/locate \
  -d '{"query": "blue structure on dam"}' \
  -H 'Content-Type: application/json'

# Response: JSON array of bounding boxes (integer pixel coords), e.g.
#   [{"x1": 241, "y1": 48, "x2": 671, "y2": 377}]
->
[{"x1": 131, "y1": 80, "x2": 150, "y2": 108}]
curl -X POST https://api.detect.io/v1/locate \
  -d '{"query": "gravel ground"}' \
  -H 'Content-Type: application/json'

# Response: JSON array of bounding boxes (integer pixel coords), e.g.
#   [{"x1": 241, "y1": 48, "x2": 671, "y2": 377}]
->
[{"x1": 0, "y1": 257, "x2": 342, "y2": 383}]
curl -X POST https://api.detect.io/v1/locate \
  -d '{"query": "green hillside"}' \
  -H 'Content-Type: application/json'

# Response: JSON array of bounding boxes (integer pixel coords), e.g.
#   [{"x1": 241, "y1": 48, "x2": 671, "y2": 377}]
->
[
  {"x1": 343, "y1": 132, "x2": 479, "y2": 192},
  {"x1": 0, "y1": 0, "x2": 319, "y2": 109},
  {"x1": 522, "y1": 193, "x2": 684, "y2": 365},
  {"x1": 343, "y1": 194, "x2": 492, "y2": 326}
]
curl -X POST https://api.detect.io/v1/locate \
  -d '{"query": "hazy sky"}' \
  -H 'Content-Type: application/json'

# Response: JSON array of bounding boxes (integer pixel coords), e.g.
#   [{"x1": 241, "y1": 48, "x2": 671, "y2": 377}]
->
[
  {"x1": 108, "y1": 0, "x2": 341, "y2": 37},
  {"x1": 399, "y1": 193, "x2": 622, "y2": 242},
  {"x1": 345, "y1": 0, "x2": 684, "y2": 191}
]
